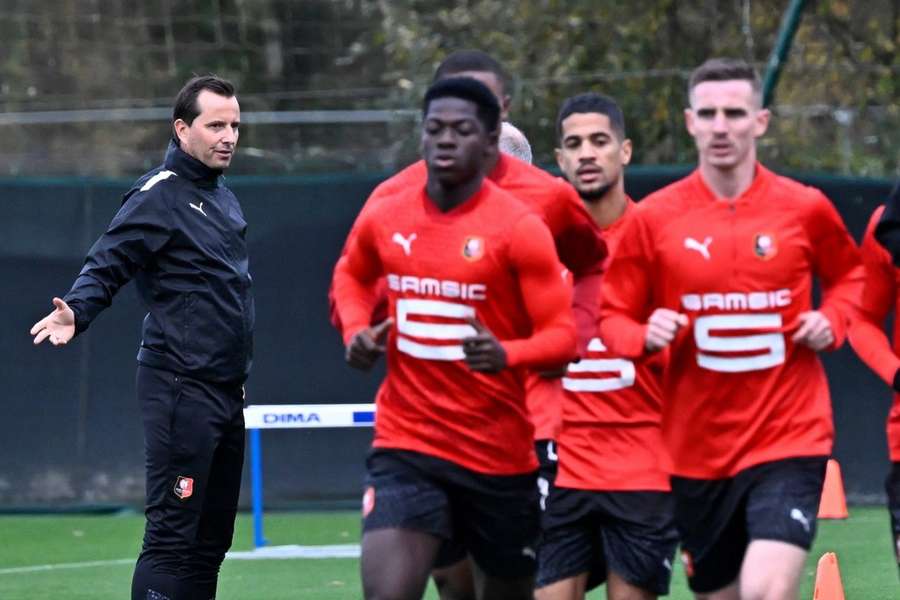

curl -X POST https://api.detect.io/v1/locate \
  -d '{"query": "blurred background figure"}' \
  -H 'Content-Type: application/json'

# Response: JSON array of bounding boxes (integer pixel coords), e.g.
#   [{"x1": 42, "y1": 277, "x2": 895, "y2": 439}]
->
[{"x1": 499, "y1": 121, "x2": 533, "y2": 164}]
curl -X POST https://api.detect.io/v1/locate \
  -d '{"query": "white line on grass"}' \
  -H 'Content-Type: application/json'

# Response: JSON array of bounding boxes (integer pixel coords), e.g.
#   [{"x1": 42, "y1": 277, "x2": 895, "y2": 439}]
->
[
  {"x1": 227, "y1": 544, "x2": 360, "y2": 559},
  {"x1": 0, "y1": 544, "x2": 361, "y2": 575},
  {"x1": 0, "y1": 558, "x2": 134, "y2": 575}
]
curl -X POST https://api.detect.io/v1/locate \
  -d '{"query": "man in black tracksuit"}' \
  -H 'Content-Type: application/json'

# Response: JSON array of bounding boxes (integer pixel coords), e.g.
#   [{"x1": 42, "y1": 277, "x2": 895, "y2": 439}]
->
[{"x1": 30, "y1": 76, "x2": 253, "y2": 600}]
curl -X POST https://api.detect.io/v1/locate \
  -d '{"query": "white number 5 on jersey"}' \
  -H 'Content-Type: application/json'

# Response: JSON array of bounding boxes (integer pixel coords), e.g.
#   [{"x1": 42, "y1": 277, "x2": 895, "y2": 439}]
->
[
  {"x1": 694, "y1": 313, "x2": 786, "y2": 373},
  {"x1": 562, "y1": 338, "x2": 636, "y2": 392},
  {"x1": 395, "y1": 298, "x2": 477, "y2": 361}
]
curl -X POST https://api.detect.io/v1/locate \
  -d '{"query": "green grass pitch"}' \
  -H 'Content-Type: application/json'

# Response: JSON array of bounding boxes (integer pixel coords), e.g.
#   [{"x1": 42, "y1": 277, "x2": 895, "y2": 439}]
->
[{"x1": 0, "y1": 507, "x2": 895, "y2": 599}]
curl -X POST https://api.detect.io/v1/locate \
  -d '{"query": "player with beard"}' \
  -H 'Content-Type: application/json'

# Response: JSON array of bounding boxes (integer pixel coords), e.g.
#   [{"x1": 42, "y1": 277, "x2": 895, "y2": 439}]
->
[
  {"x1": 336, "y1": 77, "x2": 577, "y2": 600},
  {"x1": 535, "y1": 92, "x2": 678, "y2": 600}
]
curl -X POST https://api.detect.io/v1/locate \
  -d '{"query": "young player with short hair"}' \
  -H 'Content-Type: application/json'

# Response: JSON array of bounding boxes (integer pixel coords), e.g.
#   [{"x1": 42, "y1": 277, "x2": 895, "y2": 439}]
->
[
  {"x1": 335, "y1": 77, "x2": 577, "y2": 600},
  {"x1": 329, "y1": 50, "x2": 607, "y2": 599},
  {"x1": 600, "y1": 58, "x2": 863, "y2": 600}
]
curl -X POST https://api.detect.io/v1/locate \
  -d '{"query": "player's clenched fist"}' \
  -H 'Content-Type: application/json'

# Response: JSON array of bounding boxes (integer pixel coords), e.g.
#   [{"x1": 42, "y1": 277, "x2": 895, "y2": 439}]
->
[
  {"x1": 644, "y1": 308, "x2": 689, "y2": 353},
  {"x1": 791, "y1": 311, "x2": 834, "y2": 352},
  {"x1": 345, "y1": 318, "x2": 393, "y2": 371},
  {"x1": 462, "y1": 317, "x2": 507, "y2": 373}
]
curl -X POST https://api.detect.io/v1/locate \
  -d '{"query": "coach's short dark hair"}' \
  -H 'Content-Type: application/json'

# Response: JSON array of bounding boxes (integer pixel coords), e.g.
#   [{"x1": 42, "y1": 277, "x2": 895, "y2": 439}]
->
[
  {"x1": 556, "y1": 92, "x2": 626, "y2": 142},
  {"x1": 688, "y1": 58, "x2": 761, "y2": 103},
  {"x1": 433, "y1": 49, "x2": 510, "y2": 95},
  {"x1": 423, "y1": 77, "x2": 501, "y2": 134},
  {"x1": 173, "y1": 75, "x2": 236, "y2": 125}
]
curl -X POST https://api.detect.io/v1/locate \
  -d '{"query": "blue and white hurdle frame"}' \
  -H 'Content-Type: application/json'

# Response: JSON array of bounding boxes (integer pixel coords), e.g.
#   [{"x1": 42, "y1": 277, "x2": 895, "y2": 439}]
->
[{"x1": 243, "y1": 403, "x2": 376, "y2": 548}]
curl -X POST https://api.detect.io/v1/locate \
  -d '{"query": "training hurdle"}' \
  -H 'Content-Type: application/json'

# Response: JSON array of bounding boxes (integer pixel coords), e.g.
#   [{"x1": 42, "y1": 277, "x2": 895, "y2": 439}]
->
[{"x1": 243, "y1": 403, "x2": 375, "y2": 549}]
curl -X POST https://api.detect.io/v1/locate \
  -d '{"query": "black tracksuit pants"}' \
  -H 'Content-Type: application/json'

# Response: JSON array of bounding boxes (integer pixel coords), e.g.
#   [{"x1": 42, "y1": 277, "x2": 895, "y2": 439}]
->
[{"x1": 131, "y1": 365, "x2": 245, "y2": 600}]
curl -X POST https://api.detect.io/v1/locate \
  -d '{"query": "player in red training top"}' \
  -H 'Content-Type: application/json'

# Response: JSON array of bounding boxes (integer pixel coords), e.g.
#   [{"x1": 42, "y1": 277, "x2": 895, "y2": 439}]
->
[
  {"x1": 336, "y1": 77, "x2": 576, "y2": 600},
  {"x1": 600, "y1": 58, "x2": 863, "y2": 599},
  {"x1": 330, "y1": 49, "x2": 606, "y2": 599},
  {"x1": 848, "y1": 195, "x2": 900, "y2": 577},
  {"x1": 535, "y1": 93, "x2": 678, "y2": 600},
  {"x1": 873, "y1": 181, "x2": 900, "y2": 263}
]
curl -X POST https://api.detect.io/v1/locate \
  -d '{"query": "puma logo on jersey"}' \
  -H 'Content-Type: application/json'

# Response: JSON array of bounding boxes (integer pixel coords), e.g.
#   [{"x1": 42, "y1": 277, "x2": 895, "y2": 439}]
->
[
  {"x1": 392, "y1": 232, "x2": 416, "y2": 256},
  {"x1": 790, "y1": 508, "x2": 810, "y2": 533},
  {"x1": 189, "y1": 202, "x2": 207, "y2": 217},
  {"x1": 537, "y1": 477, "x2": 550, "y2": 511},
  {"x1": 684, "y1": 236, "x2": 713, "y2": 260},
  {"x1": 546, "y1": 440, "x2": 558, "y2": 462}
]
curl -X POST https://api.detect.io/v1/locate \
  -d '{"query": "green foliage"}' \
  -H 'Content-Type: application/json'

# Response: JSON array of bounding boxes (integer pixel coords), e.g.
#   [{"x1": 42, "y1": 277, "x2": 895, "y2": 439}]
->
[
  {"x1": 372, "y1": 0, "x2": 898, "y2": 175},
  {"x1": 0, "y1": 1, "x2": 896, "y2": 176}
]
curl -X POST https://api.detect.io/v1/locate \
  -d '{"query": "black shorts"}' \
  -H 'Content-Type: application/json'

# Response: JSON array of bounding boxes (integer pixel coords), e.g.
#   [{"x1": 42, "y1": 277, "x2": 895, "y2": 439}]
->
[
  {"x1": 886, "y1": 461, "x2": 900, "y2": 564},
  {"x1": 671, "y1": 456, "x2": 828, "y2": 594},
  {"x1": 535, "y1": 439, "x2": 558, "y2": 512},
  {"x1": 536, "y1": 487, "x2": 678, "y2": 594},
  {"x1": 362, "y1": 449, "x2": 540, "y2": 579}
]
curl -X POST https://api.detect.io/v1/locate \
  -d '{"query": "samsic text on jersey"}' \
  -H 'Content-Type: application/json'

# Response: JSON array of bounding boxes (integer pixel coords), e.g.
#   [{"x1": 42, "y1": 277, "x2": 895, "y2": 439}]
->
[
  {"x1": 336, "y1": 180, "x2": 576, "y2": 475},
  {"x1": 329, "y1": 154, "x2": 606, "y2": 444},
  {"x1": 600, "y1": 165, "x2": 863, "y2": 478}
]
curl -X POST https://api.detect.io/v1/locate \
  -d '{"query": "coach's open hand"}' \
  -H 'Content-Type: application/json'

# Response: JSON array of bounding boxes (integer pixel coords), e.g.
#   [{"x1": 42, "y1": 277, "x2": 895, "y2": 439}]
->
[
  {"x1": 30, "y1": 297, "x2": 75, "y2": 346},
  {"x1": 462, "y1": 316, "x2": 507, "y2": 373},
  {"x1": 346, "y1": 318, "x2": 393, "y2": 371}
]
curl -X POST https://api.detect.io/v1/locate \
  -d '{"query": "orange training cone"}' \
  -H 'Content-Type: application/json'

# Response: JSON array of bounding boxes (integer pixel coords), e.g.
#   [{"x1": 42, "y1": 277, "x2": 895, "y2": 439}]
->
[
  {"x1": 812, "y1": 552, "x2": 845, "y2": 600},
  {"x1": 817, "y1": 459, "x2": 849, "y2": 519}
]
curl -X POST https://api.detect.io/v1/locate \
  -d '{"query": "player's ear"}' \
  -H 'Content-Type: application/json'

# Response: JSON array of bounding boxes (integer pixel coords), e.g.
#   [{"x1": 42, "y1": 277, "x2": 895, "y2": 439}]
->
[
  {"x1": 500, "y1": 95, "x2": 512, "y2": 121},
  {"x1": 620, "y1": 138, "x2": 633, "y2": 166},
  {"x1": 554, "y1": 147, "x2": 564, "y2": 171},
  {"x1": 753, "y1": 107, "x2": 771, "y2": 138},
  {"x1": 684, "y1": 108, "x2": 696, "y2": 136}
]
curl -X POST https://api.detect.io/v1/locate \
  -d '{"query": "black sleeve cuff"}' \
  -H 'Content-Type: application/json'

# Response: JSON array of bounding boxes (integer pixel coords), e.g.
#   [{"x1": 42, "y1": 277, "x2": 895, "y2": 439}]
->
[{"x1": 65, "y1": 301, "x2": 89, "y2": 337}]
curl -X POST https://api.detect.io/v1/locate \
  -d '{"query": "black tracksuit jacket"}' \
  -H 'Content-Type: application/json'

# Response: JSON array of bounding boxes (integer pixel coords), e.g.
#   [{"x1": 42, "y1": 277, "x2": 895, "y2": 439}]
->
[{"x1": 64, "y1": 140, "x2": 254, "y2": 383}]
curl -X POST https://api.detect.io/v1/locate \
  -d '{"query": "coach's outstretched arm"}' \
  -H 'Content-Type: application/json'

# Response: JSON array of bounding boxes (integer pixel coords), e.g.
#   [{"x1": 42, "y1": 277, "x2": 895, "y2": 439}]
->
[{"x1": 29, "y1": 185, "x2": 173, "y2": 346}]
